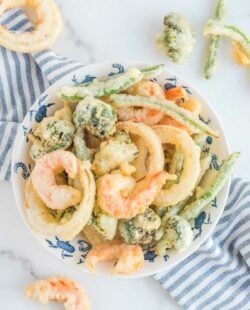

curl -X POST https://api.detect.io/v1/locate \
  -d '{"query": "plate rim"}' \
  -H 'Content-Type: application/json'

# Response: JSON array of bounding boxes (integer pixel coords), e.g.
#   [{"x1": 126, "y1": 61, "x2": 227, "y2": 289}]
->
[{"x1": 11, "y1": 60, "x2": 231, "y2": 278}]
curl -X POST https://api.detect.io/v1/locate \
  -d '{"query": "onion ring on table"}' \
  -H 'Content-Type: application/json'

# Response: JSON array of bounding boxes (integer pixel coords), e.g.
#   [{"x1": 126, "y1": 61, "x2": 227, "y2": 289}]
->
[
  {"x1": 0, "y1": 0, "x2": 63, "y2": 53},
  {"x1": 116, "y1": 121, "x2": 165, "y2": 180},
  {"x1": 24, "y1": 161, "x2": 95, "y2": 241},
  {"x1": 153, "y1": 125, "x2": 201, "y2": 207}
]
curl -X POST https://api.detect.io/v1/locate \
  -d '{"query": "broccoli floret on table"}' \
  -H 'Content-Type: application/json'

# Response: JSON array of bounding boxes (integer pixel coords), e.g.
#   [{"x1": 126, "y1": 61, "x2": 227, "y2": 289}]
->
[{"x1": 156, "y1": 12, "x2": 196, "y2": 64}]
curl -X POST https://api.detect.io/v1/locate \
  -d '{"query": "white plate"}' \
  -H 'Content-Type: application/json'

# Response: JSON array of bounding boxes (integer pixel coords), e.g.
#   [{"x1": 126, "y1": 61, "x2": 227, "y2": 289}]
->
[{"x1": 11, "y1": 61, "x2": 230, "y2": 278}]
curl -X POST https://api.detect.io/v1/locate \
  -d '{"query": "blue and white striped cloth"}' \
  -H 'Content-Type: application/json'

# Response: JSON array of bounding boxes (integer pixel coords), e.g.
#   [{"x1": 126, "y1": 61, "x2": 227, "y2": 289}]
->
[
  {"x1": 0, "y1": 9, "x2": 84, "y2": 181},
  {"x1": 0, "y1": 8, "x2": 249, "y2": 310},
  {"x1": 155, "y1": 177, "x2": 250, "y2": 310}
]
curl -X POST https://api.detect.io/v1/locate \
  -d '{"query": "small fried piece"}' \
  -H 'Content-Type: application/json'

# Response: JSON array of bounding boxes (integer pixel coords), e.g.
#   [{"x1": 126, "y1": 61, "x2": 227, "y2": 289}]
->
[{"x1": 232, "y1": 42, "x2": 250, "y2": 66}]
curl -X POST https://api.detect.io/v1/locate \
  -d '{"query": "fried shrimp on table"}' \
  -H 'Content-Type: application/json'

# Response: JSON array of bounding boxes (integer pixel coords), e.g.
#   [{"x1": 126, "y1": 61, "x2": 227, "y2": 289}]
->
[
  {"x1": 25, "y1": 277, "x2": 90, "y2": 310},
  {"x1": 97, "y1": 171, "x2": 172, "y2": 219},
  {"x1": 31, "y1": 150, "x2": 82, "y2": 210},
  {"x1": 117, "y1": 80, "x2": 165, "y2": 125},
  {"x1": 85, "y1": 242, "x2": 144, "y2": 274}
]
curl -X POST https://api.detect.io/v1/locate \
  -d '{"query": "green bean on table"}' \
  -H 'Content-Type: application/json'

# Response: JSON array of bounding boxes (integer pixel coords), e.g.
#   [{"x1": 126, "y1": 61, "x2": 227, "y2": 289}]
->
[
  {"x1": 204, "y1": 0, "x2": 228, "y2": 79},
  {"x1": 204, "y1": 20, "x2": 250, "y2": 58}
]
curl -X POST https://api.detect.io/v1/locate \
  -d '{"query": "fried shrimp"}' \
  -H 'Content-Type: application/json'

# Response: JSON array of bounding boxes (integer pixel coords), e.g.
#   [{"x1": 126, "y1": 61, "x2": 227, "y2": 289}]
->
[
  {"x1": 31, "y1": 150, "x2": 81, "y2": 210},
  {"x1": 117, "y1": 80, "x2": 165, "y2": 125},
  {"x1": 25, "y1": 277, "x2": 90, "y2": 310},
  {"x1": 85, "y1": 242, "x2": 144, "y2": 274},
  {"x1": 97, "y1": 171, "x2": 170, "y2": 219}
]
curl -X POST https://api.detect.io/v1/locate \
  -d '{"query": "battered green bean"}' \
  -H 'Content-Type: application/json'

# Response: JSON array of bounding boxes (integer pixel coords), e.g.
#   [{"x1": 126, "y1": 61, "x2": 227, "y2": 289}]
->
[
  {"x1": 204, "y1": 0, "x2": 228, "y2": 79},
  {"x1": 180, "y1": 152, "x2": 240, "y2": 220},
  {"x1": 140, "y1": 64, "x2": 164, "y2": 79},
  {"x1": 74, "y1": 128, "x2": 89, "y2": 161},
  {"x1": 204, "y1": 20, "x2": 250, "y2": 58},
  {"x1": 58, "y1": 68, "x2": 142, "y2": 101},
  {"x1": 110, "y1": 94, "x2": 219, "y2": 137}
]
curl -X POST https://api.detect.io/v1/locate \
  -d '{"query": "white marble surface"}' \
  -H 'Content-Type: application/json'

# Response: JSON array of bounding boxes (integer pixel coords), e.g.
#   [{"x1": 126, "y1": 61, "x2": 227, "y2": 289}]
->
[{"x1": 1, "y1": 0, "x2": 250, "y2": 309}]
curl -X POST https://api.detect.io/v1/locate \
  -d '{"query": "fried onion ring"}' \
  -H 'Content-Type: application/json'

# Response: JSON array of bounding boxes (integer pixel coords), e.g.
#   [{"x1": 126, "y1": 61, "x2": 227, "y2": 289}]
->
[
  {"x1": 24, "y1": 161, "x2": 95, "y2": 241},
  {"x1": 0, "y1": 0, "x2": 63, "y2": 53},
  {"x1": 153, "y1": 125, "x2": 200, "y2": 207},
  {"x1": 116, "y1": 121, "x2": 165, "y2": 180}
]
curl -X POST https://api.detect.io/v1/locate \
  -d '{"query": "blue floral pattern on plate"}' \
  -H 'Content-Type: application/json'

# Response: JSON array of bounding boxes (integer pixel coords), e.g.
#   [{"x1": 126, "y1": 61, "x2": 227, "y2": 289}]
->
[{"x1": 29, "y1": 94, "x2": 54, "y2": 123}]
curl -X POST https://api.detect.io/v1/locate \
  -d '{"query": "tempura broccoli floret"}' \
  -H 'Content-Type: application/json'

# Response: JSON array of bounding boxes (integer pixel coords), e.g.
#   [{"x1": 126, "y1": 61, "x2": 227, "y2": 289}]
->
[
  {"x1": 92, "y1": 131, "x2": 138, "y2": 175},
  {"x1": 73, "y1": 96, "x2": 117, "y2": 138},
  {"x1": 155, "y1": 215, "x2": 193, "y2": 256},
  {"x1": 156, "y1": 13, "x2": 196, "y2": 64},
  {"x1": 119, "y1": 208, "x2": 161, "y2": 245},
  {"x1": 88, "y1": 205, "x2": 118, "y2": 240}
]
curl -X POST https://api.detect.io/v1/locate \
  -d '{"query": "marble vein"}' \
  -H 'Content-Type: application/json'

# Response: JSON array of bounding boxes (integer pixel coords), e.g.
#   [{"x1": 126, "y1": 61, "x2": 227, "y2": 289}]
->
[
  {"x1": 64, "y1": 19, "x2": 95, "y2": 63},
  {"x1": 0, "y1": 250, "x2": 39, "y2": 280}
]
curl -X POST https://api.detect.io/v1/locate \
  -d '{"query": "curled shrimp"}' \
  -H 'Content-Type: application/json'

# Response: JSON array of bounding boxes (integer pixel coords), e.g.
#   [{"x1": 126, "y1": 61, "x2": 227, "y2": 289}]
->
[
  {"x1": 97, "y1": 171, "x2": 171, "y2": 219},
  {"x1": 85, "y1": 242, "x2": 144, "y2": 274},
  {"x1": 117, "y1": 80, "x2": 165, "y2": 125},
  {"x1": 25, "y1": 276, "x2": 90, "y2": 310},
  {"x1": 31, "y1": 150, "x2": 82, "y2": 210}
]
